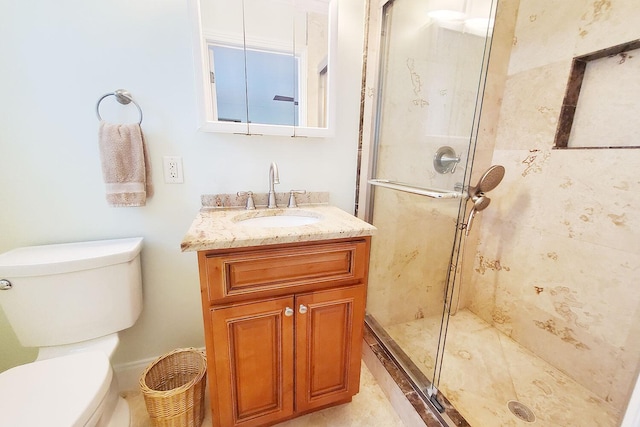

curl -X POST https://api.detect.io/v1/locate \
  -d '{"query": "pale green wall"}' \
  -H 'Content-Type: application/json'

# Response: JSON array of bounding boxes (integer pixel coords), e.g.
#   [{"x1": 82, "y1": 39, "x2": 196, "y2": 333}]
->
[{"x1": 0, "y1": 0, "x2": 366, "y2": 372}]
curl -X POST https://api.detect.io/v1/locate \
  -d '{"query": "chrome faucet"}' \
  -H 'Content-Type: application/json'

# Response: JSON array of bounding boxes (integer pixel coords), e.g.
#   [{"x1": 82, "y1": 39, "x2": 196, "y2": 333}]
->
[{"x1": 267, "y1": 162, "x2": 280, "y2": 208}]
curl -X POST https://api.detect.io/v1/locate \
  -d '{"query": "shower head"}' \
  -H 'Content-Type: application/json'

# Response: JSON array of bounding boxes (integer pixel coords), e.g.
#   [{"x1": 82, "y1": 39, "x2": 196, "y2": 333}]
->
[
  {"x1": 465, "y1": 196, "x2": 491, "y2": 236},
  {"x1": 473, "y1": 195, "x2": 491, "y2": 211},
  {"x1": 476, "y1": 165, "x2": 505, "y2": 193},
  {"x1": 467, "y1": 165, "x2": 505, "y2": 200},
  {"x1": 464, "y1": 165, "x2": 504, "y2": 235}
]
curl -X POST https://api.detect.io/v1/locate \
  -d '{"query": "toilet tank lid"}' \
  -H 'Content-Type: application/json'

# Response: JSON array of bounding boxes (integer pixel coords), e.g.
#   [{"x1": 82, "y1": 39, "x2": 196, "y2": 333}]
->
[{"x1": 0, "y1": 237, "x2": 143, "y2": 277}]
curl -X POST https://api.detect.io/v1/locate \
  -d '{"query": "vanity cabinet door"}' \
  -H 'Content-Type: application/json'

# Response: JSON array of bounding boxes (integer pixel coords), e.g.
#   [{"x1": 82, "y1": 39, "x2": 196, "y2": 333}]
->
[
  {"x1": 295, "y1": 284, "x2": 366, "y2": 413},
  {"x1": 210, "y1": 297, "x2": 295, "y2": 427}
]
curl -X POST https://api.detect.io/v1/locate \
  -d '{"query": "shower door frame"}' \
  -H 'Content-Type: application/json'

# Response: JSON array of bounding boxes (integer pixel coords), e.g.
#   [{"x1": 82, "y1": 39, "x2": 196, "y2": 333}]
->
[{"x1": 357, "y1": 0, "x2": 498, "y2": 422}]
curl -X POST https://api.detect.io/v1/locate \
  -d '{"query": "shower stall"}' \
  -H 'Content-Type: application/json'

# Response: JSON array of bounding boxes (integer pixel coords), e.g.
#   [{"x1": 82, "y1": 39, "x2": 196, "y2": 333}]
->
[{"x1": 359, "y1": 0, "x2": 639, "y2": 426}]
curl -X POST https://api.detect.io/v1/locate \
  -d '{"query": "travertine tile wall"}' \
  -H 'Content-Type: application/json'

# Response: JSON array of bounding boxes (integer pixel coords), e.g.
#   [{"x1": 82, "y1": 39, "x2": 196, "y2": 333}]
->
[
  {"x1": 368, "y1": 190, "x2": 459, "y2": 326},
  {"x1": 465, "y1": 0, "x2": 640, "y2": 412},
  {"x1": 372, "y1": 20, "x2": 487, "y2": 191},
  {"x1": 366, "y1": 0, "x2": 494, "y2": 328}
]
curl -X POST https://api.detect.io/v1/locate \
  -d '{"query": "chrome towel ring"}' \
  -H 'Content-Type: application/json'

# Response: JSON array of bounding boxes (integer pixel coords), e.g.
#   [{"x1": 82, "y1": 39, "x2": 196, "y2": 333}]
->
[{"x1": 96, "y1": 89, "x2": 143, "y2": 124}]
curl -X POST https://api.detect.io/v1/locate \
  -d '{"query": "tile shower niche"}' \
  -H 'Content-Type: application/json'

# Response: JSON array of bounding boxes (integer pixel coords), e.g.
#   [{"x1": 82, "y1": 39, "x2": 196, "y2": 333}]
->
[{"x1": 554, "y1": 39, "x2": 640, "y2": 149}]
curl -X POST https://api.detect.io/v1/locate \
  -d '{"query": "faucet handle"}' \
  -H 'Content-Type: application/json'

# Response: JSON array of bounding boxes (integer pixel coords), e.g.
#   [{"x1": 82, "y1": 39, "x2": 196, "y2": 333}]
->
[
  {"x1": 237, "y1": 191, "x2": 256, "y2": 210},
  {"x1": 287, "y1": 190, "x2": 306, "y2": 208}
]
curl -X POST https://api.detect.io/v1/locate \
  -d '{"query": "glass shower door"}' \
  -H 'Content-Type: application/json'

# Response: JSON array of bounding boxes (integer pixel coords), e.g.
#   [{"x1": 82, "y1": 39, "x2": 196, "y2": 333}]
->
[{"x1": 364, "y1": 0, "x2": 496, "y2": 417}]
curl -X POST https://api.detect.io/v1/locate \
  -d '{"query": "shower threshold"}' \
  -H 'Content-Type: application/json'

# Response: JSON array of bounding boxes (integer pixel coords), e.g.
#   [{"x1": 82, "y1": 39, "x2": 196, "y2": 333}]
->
[{"x1": 364, "y1": 315, "x2": 469, "y2": 427}]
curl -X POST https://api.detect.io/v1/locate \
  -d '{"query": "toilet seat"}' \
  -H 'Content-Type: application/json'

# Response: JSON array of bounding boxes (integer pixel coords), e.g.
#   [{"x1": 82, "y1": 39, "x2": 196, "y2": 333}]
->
[{"x1": 0, "y1": 351, "x2": 112, "y2": 427}]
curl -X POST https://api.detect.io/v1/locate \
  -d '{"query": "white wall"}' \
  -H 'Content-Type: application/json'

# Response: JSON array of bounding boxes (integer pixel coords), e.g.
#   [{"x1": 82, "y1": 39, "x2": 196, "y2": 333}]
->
[{"x1": 0, "y1": 0, "x2": 366, "y2": 372}]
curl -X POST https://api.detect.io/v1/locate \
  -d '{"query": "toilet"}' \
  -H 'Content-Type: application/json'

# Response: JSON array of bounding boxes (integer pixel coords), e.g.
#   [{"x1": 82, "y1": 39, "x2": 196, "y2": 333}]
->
[{"x1": 0, "y1": 237, "x2": 144, "y2": 427}]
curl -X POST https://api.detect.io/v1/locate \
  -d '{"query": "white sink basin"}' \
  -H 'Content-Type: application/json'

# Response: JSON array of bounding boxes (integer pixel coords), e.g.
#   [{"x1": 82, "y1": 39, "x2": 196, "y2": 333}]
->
[{"x1": 234, "y1": 210, "x2": 321, "y2": 228}]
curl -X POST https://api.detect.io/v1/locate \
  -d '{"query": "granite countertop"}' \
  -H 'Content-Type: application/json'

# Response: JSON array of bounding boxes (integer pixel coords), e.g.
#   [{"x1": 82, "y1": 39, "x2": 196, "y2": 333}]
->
[{"x1": 181, "y1": 204, "x2": 376, "y2": 252}]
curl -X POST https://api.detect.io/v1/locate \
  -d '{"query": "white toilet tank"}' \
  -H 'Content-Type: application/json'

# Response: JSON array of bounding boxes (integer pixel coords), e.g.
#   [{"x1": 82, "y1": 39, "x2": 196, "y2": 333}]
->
[{"x1": 0, "y1": 237, "x2": 143, "y2": 348}]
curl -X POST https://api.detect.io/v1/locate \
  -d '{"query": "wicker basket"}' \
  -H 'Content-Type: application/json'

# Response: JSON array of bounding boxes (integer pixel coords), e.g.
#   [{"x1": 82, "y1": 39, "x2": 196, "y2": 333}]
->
[{"x1": 139, "y1": 348, "x2": 207, "y2": 427}]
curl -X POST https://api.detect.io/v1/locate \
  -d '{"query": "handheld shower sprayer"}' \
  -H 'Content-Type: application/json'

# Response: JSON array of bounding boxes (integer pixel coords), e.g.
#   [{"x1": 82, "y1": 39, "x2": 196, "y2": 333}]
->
[{"x1": 464, "y1": 165, "x2": 505, "y2": 236}]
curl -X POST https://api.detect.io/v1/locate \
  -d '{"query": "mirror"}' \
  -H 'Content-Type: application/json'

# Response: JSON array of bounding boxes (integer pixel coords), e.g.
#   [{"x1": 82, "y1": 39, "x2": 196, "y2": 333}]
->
[{"x1": 190, "y1": 0, "x2": 337, "y2": 137}]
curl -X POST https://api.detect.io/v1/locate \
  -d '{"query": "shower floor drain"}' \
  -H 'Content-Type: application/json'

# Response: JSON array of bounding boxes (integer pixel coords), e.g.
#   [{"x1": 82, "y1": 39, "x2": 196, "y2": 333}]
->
[{"x1": 507, "y1": 400, "x2": 536, "y2": 423}]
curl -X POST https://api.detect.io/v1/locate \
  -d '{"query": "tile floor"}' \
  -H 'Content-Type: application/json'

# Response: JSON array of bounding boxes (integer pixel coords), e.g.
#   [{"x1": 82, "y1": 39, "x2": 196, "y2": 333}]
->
[
  {"x1": 385, "y1": 309, "x2": 620, "y2": 427},
  {"x1": 125, "y1": 363, "x2": 406, "y2": 427},
  {"x1": 125, "y1": 310, "x2": 623, "y2": 427}
]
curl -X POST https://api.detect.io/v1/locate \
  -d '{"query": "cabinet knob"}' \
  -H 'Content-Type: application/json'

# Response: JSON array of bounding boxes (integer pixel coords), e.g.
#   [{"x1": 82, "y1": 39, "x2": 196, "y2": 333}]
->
[
  {"x1": 299, "y1": 304, "x2": 308, "y2": 314},
  {"x1": 285, "y1": 307, "x2": 294, "y2": 317}
]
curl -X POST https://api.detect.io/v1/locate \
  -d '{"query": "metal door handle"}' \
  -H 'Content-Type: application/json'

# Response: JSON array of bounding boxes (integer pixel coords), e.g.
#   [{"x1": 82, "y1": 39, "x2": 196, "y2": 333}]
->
[
  {"x1": 285, "y1": 307, "x2": 294, "y2": 317},
  {"x1": 0, "y1": 279, "x2": 12, "y2": 290},
  {"x1": 299, "y1": 304, "x2": 308, "y2": 314}
]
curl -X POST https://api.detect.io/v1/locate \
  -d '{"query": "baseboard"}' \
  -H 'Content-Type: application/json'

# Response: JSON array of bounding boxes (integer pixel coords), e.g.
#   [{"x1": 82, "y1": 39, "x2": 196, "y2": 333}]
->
[
  {"x1": 113, "y1": 347, "x2": 206, "y2": 393},
  {"x1": 113, "y1": 355, "x2": 158, "y2": 393}
]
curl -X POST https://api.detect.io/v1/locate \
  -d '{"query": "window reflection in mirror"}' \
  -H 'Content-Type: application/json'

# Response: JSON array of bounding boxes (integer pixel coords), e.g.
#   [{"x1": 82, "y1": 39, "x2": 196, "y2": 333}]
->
[
  {"x1": 195, "y1": 0, "x2": 334, "y2": 136},
  {"x1": 210, "y1": 45, "x2": 300, "y2": 126}
]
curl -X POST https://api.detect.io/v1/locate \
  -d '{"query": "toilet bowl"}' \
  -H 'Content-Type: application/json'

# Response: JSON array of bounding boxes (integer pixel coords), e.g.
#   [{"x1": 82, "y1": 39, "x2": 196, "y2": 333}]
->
[
  {"x1": 0, "y1": 351, "x2": 126, "y2": 427},
  {"x1": 0, "y1": 237, "x2": 144, "y2": 427}
]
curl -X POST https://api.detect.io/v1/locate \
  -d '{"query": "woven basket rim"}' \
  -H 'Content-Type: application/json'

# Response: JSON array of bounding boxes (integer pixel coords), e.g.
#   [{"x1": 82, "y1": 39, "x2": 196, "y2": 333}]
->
[{"x1": 139, "y1": 347, "x2": 207, "y2": 396}]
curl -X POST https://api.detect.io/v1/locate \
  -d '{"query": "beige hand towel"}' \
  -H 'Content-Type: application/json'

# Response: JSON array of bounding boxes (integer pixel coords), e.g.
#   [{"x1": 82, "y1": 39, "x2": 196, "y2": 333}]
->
[{"x1": 98, "y1": 121, "x2": 153, "y2": 207}]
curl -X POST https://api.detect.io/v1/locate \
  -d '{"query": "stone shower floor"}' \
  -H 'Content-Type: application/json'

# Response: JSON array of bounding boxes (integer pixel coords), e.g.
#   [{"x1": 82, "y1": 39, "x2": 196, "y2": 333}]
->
[
  {"x1": 124, "y1": 363, "x2": 405, "y2": 427},
  {"x1": 385, "y1": 309, "x2": 620, "y2": 427}
]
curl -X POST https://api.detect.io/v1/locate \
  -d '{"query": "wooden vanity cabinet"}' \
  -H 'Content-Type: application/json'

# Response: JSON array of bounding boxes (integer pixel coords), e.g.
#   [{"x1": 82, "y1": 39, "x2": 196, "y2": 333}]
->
[{"x1": 197, "y1": 237, "x2": 371, "y2": 427}]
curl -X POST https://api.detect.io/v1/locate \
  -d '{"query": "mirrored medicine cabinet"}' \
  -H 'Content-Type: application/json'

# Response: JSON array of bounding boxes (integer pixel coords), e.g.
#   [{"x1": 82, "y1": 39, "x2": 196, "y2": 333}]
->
[{"x1": 189, "y1": 0, "x2": 338, "y2": 137}]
